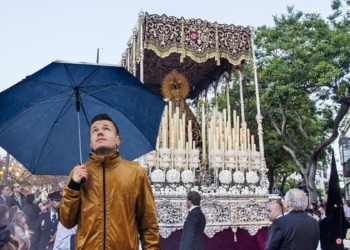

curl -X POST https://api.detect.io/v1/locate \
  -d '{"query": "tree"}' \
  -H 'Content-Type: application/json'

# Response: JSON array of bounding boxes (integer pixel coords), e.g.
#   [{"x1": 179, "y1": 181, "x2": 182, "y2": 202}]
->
[{"x1": 254, "y1": 3, "x2": 350, "y2": 200}]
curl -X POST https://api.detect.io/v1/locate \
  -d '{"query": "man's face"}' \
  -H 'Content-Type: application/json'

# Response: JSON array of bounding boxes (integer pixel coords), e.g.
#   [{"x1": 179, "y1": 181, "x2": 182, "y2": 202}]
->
[
  {"x1": 90, "y1": 120, "x2": 121, "y2": 155},
  {"x1": 1, "y1": 186, "x2": 10, "y2": 198},
  {"x1": 266, "y1": 203, "x2": 282, "y2": 222},
  {"x1": 186, "y1": 199, "x2": 192, "y2": 209},
  {"x1": 318, "y1": 207, "x2": 325, "y2": 215},
  {"x1": 13, "y1": 184, "x2": 21, "y2": 193},
  {"x1": 51, "y1": 199, "x2": 61, "y2": 211}
]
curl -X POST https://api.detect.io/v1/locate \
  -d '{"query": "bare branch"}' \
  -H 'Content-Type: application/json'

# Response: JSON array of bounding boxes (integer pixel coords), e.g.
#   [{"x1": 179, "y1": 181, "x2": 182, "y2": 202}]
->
[
  {"x1": 314, "y1": 98, "x2": 350, "y2": 156},
  {"x1": 293, "y1": 110, "x2": 316, "y2": 148},
  {"x1": 279, "y1": 104, "x2": 287, "y2": 133},
  {"x1": 270, "y1": 108, "x2": 309, "y2": 158},
  {"x1": 282, "y1": 145, "x2": 306, "y2": 170}
]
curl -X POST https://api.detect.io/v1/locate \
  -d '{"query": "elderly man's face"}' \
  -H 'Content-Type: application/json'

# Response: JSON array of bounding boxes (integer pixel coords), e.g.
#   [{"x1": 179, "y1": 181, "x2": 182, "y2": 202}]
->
[{"x1": 90, "y1": 120, "x2": 121, "y2": 155}]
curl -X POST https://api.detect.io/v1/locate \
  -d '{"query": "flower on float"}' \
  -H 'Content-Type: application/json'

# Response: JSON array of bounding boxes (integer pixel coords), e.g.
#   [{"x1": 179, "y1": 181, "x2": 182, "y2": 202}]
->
[
  {"x1": 219, "y1": 170, "x2": 232, "y2": 184},
  {"x1": 181, "y1": 170, "x2": 194, "y2": 183},
  {"x1": 246, "y1": 171, "x2": 259, "y2": 184},
  {"x1": 233, "y1": 170, "x2": 245, "y2": 184},
  {"x1": 151, "y1": 169, "x2": 165, "y2": 183},
  {"x1": 166, "y1": 169, "x2": 180, "y2": 183}
]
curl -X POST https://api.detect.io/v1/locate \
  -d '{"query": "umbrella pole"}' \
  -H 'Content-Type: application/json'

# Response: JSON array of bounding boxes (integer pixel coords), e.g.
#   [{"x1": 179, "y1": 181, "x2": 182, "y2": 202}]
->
[
  {"x1": 77, "y1": 111, "x2": 83, "y2": 165},
  {"x1": 75, "y1": 87, "x2": 83, "y2": 165},
  {"x1": 75, "y1": 87, "x2": 86, "y2": 183}
]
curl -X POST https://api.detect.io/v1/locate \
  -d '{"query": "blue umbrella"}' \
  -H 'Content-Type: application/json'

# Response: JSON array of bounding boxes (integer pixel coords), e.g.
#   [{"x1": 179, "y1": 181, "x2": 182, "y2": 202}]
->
[{"x1": 0, "y1": 60, "x2": 165, "y2": 175}]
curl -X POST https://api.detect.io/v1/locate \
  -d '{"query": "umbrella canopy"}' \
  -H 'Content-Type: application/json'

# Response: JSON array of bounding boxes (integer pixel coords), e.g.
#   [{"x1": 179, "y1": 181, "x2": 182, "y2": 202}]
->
[{"x1": 0, "y1": 60, "x2": 165, "y2": 175}]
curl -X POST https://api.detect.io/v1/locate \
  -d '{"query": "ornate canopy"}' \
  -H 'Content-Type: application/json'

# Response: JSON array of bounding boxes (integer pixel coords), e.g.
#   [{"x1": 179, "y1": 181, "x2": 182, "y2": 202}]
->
[{"x1": 122, "y1": 12, "x2": 251, "y2": 99}]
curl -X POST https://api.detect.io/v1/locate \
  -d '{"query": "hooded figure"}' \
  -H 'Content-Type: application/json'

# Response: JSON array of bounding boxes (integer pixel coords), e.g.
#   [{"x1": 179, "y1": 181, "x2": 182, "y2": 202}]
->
[{"x1": 319, "y1": 152, "x2": 350, "y2": 250}]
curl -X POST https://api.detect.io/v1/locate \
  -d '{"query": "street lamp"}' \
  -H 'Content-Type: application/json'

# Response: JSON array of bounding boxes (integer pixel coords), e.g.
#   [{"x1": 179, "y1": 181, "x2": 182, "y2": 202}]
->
[{"x1": 96, "y1": 48, "x2": 103, "y2": 64}]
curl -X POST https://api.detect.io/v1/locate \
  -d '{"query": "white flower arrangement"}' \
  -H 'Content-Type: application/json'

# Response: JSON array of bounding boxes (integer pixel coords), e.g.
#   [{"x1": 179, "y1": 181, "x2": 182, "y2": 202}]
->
[
  {"x1": 246, "y1": 171, "x2": 259, "y2": 184},
  {"x1": 181, "y1": 170, "x2": 194, "y2": 183},
  {"x1": 166, "y1": 169, "x2": 180, "y2": 183},
  {"x1": 219, "y1": 170, "x2": 232, "y2": 184},
  {"x1": 233, "y1": 170, "x2": 245, "y2": 184},
  {"x1": 151, "y1": 169, "x2": 165, "y2": 183}
]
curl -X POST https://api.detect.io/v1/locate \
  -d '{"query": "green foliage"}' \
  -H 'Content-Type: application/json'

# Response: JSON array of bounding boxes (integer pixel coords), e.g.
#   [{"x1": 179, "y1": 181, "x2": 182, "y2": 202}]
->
[{"x1": 317, "y1": 188, "x2": 325, "y2": 199}]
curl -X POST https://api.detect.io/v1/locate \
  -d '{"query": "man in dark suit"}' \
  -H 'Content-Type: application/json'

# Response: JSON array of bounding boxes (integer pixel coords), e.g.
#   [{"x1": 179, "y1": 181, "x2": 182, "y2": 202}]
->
[
  {"x1": 265, "y1": 202, "x2": 284, "y2": 249},
  {"x1": 0, "y1": 185, "x2": 10, "y2": 205},
  {"x1": 30, "y1": 190, "x2": 61, "y2": 250},
  {"x1": 265, "y1": 189, "x2": 319, "y2": 250},
  {"x1": 6, "y1": 183, "x2": 26, "y2": 209},
  {"x1": 180, "y1": 191, "x2": 206, "y2": 250}
]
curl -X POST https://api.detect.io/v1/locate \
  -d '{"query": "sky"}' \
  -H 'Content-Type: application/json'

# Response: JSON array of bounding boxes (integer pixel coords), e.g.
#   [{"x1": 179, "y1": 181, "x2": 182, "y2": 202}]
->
[{"x1": 0, "y1": 0, "x2": 335, "y2": 157}]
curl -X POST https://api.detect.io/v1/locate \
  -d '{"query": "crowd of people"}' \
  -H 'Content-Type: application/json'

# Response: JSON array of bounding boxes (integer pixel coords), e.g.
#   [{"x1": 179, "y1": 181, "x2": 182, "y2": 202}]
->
[
  {"x1": 265, "y1": 190, "x2": 350, "y2": 250},
  {"x1": 0, "y1": 183, "x2": 75, "y2": 250}
]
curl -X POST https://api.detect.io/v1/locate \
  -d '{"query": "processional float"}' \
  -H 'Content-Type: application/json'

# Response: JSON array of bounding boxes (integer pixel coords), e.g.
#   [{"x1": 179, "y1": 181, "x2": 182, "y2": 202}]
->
[{"x1": 121, "y1": 11, "x2": 275, "y2": 243}]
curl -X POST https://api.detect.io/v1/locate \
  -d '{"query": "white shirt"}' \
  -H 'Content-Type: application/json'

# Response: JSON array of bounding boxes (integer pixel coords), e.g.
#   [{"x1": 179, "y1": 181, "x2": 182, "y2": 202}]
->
[
  {"x1": 189, "y1": 205, "x2": 199, "y2": 212},
  {"x1": 53, "y1": 222, "x2": 77, "y2": 250},
  {"x1": 50, "y1": 211, "x2": 58, "y2": 222},
  {"x1": 344, "y1": 205, "x2": 350, "y2": 218}
]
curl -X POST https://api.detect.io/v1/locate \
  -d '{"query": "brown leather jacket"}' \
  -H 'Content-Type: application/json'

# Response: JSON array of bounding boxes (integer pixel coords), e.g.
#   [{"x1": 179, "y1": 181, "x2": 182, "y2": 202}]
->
[{"x1": 59, "y1": 150, "x2": 160, "y2": 250}]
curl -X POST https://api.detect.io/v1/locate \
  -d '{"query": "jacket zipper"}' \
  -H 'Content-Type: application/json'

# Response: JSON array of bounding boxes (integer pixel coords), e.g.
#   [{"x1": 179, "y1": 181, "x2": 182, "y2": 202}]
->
[{"x1": 103, "y1": 161, "x2": 106, "y2": 250}]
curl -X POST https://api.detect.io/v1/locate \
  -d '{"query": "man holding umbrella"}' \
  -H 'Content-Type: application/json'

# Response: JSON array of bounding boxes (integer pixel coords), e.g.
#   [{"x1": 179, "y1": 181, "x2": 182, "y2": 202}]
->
[{"x1": 59, "y1": 114, "x2": 160, "y2": 250}]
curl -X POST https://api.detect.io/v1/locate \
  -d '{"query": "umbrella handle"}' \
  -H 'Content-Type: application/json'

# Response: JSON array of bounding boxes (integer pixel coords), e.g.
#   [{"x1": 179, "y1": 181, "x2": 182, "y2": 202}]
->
[{"x1": 78, "y1": 162, "x2": 86, "y2": 184}]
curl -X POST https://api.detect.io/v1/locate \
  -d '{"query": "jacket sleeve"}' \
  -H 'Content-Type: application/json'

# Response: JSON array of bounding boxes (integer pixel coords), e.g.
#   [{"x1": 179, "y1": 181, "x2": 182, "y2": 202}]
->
[
  {"x1": 58, "y1": 170, "x2": 80, "y2": 229},
  {"x1": 265, "y1": 220, "x2": 283, "y2": 250},
  {"x1": 136, "y1": 170, "x2": 160, "y2": 250}
]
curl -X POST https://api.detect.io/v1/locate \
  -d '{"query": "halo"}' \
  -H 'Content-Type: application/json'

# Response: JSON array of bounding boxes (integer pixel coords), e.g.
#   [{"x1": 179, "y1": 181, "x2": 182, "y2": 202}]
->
[{"x1": 161, "y1": 70, "x2": 190, "y2": 99}]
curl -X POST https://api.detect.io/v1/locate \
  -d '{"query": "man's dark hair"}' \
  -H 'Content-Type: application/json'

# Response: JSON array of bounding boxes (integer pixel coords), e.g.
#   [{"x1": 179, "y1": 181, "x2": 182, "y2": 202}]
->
[
  {"x1": 0, "y1": 185, "x2": 7, "y2": 194},
  {"x1": 90, "y1": 114, "x2": 119, "y2": 135},
  {"x1": 318, "y1": 204, "x2": 325, "y2": 209},
  {"x1": 187, "y1": 191, "x2": 201, "y2": 206}
]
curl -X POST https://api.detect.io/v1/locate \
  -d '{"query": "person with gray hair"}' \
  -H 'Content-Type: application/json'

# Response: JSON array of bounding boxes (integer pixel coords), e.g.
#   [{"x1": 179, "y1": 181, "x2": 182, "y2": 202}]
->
[{"x1": 265, "y1": 189, "x2": 320, "y2": 250}]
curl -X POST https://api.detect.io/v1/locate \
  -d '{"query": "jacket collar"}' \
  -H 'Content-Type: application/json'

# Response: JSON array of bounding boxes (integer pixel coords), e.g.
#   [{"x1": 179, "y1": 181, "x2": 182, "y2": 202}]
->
[{"x1": 89, "y1": 149, "x2": 121, "y2": 168}]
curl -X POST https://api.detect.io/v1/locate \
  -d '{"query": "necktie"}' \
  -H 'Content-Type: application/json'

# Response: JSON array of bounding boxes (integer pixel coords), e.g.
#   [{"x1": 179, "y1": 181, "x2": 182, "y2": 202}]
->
[{"x1": 52, "y1": 213, "x2": 58, "y2": 228}]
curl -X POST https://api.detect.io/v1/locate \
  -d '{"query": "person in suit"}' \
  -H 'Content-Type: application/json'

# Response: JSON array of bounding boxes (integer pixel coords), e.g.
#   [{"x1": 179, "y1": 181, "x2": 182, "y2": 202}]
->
[
  {"x1": 265, "y1": 189, "x2": 320, "y2": 250},
  {"x1": 6, "y1": 184, "x2": 26, "y2": 209},
  {"x1": 22, "y1": 194, "x2": 41, "y2": 232},
  {"x1": 30, "y1": 191, "x2": 61, "y2": 250},
  {"x1": 265, "y1": 202, "x2": 284, "y2": 250},
  {"x1": 179, "y1": 191, "x2": 206, "y2": 250},
  {"x1": 0, "y1": 186, "x2": 10, "y2": 205}
]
